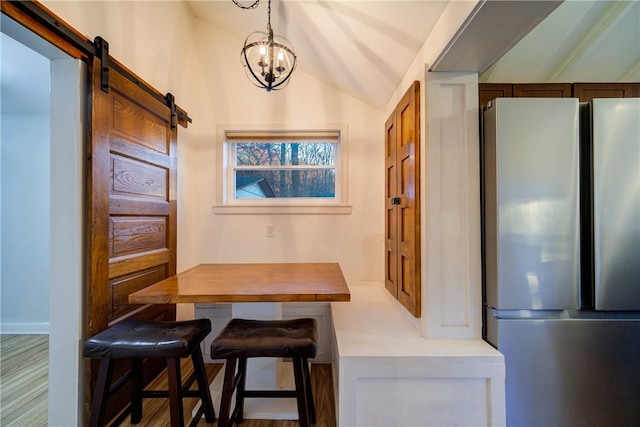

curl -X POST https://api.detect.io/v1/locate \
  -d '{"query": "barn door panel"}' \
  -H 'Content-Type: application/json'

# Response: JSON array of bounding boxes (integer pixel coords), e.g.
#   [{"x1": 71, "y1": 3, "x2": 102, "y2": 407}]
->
[{"x1": 87, "y1": 59, "x2": 177, "y2": 420}]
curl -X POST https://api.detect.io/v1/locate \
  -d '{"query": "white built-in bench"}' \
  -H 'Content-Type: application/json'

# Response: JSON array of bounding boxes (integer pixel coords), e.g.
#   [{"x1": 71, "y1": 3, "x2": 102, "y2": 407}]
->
[
  {"x1": 195, "y1": 281, "x2": 505, "y2": 426},
  {"x1": 331, "y1": 282, "x2": 505, "y2": 427}
]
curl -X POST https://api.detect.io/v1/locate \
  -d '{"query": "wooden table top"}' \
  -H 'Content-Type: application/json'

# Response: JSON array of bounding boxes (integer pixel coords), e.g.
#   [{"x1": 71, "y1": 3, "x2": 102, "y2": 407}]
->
[{"x1": 128, "y1": 263, "x2": 351, "y2": 304}]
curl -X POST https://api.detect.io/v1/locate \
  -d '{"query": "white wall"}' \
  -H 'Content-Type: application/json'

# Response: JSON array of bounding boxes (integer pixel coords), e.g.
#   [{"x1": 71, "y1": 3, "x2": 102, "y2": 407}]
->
[
  {"x1": 180, "y1": 18, "x2": 384, "y2": 282},
  {"x1": 32, "y1": 2, "x2": 495, "y2": 424},
  {"x1": 41, "y1": 0, "x2": 201, "y2": 321},
  {"x1": 1, "y1": 30, "x2": 53, "y2": 334},
  {"x1": 41, "y1": 0, "x2": 489, "y2": 337},
  {"x1": 42, "y1": 1, "x2": 386, "y2": 290},
  {"x1": 0, "y1": 114, "x2": 51, "y2": 333},
  {"x1": 385, "y1": 0, "x2": 484, "y2": 339},
  {"x1": 32, "y1": 7, "x2": 386, "y2": 424},
  {"x1": 40, "y1": 0, "x2": 493, "y2": 333}
]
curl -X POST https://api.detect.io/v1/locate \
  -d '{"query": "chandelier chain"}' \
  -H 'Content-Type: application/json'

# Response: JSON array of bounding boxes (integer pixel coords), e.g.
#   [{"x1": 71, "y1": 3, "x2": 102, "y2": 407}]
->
[{"x1": 232, "y1": 0, "x2": 259, "y2": 10}]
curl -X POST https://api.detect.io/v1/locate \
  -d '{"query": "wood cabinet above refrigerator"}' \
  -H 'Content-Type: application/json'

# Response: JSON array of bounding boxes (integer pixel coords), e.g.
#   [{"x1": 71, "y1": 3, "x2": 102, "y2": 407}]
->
[{"x1": 480, "y1": 82, "x2": 640, "y2": 106}]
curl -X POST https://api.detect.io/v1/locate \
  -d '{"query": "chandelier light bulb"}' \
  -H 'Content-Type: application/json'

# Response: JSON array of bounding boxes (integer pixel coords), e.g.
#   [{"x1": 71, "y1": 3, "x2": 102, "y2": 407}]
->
[
  {"x1": 258, "y1": 45, "x2": 268, "y2": 67},
  {"x1": 276, "y1": 50, "x2": 285, "y2": 72}
]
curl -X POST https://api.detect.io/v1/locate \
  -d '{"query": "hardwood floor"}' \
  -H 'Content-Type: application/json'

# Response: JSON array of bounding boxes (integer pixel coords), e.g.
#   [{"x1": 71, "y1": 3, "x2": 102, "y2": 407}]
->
[
  {"x1": 0, "y1": 334, "x2": 49, "y2": 427},
  {"x1": 114, "y1": 361, "x2": 336, "y2": 427},
  {"x1": 0, "y1": 335, "x2": 336, "y2": 427}
]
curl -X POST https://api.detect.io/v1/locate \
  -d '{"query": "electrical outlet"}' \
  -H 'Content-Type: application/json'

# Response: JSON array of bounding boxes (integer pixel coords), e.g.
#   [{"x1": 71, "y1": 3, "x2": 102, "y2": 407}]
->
[{"x1": 266, "y1": 225, "x2": 274, "y2": 237}]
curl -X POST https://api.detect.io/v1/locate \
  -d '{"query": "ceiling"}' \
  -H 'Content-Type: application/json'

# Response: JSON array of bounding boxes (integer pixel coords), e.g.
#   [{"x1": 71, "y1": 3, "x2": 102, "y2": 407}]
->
[
  {"x1": 481, "y1": 0, "x2": 640, "y2": 83},
  {"x1": 187, "y1": 0, "x2": 450, "y2": 109},
  {"x1": 188, "y1": 0, "x2": 640, "y2": 109},
  {"x1": 1, "y1": 1, "x2": 638, "y2": 115}
]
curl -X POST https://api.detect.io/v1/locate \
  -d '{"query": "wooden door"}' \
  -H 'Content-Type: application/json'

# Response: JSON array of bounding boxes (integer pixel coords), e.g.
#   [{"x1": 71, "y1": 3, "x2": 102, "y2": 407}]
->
[
  {"x1": 87, "y1": 58, "x2": 177, "y2": 419},
  {"x1": 385, "y1": 81, "x2": 421, "y2": 317},
  {"x1": 395, "y1": 82, "x2": 421, "y2": 317},
  {"x1": 385, "y1": 112, "x2": 398, "y2": 298}
]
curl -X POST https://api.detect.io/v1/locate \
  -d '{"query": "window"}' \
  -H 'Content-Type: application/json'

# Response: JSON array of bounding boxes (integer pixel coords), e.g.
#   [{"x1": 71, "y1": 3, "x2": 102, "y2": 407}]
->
[
  {"x1": 215, "y1": 125, "x2": 350, "y2": 214},
  {"x1": 232, "y1": 134, "x2": 336, "y2": 199}
]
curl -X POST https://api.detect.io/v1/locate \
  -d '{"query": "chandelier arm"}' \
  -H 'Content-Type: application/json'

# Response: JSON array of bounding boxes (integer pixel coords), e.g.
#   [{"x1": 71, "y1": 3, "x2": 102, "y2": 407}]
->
[
  {"x1": 270, "y1": 42, "x2": 295, "y2": 56},
  {"x1": 269, "y1": 58, "x2": 296, "y2": 89},
  {"x1": 241, "y1": 47, "x2": 268, "y2": 89}
]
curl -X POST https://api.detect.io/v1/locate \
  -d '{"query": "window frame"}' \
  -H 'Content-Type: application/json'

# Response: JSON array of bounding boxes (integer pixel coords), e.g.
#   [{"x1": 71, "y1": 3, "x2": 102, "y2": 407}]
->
[{"x1": 215, "y1": 123, "x2": 351, "y2": 214}]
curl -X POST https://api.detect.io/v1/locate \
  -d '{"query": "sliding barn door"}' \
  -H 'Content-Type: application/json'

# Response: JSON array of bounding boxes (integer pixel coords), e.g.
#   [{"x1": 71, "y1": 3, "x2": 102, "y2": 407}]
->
[{"x1": 87, "y1": 58, "x2": 177, "y2": 419}]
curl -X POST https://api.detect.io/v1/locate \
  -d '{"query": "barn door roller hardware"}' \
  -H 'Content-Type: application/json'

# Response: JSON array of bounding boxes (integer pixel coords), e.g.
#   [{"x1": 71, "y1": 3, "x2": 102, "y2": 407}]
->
[
  {"x1": 94, "y1": 37, "x2": 110, "y2": 93},
  {"x1": 165, "y1": 93, "x2": 177, "y2": 130}
]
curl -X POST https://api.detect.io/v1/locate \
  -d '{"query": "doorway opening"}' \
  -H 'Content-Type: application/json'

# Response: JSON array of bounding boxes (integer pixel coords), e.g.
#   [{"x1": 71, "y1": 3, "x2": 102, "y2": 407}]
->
[{"x1": 1, "y1": 13, "x2": 85, "y2": 426}]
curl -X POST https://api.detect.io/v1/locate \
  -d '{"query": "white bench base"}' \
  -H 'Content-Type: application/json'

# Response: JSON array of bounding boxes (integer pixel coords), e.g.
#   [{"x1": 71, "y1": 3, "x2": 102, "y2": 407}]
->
[
  {"x1": 195, "y1": 282, "x2": 506, "y2": 426},
  {"x1": 331, "y1": 282, "x2": 506, "y2": 427}
]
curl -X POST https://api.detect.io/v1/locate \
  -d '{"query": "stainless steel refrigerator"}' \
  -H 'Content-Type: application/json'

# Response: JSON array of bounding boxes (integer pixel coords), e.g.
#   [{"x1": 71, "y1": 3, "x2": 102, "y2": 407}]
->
[{"x1": 482, "y1": 97, "x2": 640, "y2": 427}]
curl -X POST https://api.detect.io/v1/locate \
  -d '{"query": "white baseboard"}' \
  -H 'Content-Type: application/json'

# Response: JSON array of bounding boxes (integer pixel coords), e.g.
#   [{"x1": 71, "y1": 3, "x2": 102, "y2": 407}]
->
[{"x1": 0, "y1": 322, "x2": 50, "y2": 334}]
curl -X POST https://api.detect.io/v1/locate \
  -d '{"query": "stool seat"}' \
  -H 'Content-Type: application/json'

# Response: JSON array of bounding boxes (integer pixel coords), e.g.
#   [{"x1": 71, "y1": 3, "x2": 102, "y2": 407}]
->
[
  {"x1": 211, "y1": 318, "x2": 318, "y2": 427},
  {"x1": 83, "y1": 318, "x2": 215, "y2": 427},
  {"x1": 210, "y1": 318, "x2": 317, "y2": 359},
  {"x1": 84, "y1": 318, "x2": 211, "y2": 359}
]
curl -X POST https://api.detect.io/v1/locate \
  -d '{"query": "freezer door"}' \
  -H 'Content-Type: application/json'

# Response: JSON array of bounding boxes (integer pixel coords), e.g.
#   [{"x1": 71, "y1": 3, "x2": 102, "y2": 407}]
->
[
  {"x1": 484, "y1": 98, "x2": 581, "y2": 310},
  {"x1": 492, "y1": 316, "x2": 640, "y2": 427},
  {"x1": 592, "y1": 98, "x2": 640, "y2": 310}
]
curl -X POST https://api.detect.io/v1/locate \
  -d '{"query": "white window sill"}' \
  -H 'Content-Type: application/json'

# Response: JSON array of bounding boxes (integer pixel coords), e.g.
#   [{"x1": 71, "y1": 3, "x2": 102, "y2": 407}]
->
[{"x1": 213, "y1": 204, "x2": 353, "y2": 215}]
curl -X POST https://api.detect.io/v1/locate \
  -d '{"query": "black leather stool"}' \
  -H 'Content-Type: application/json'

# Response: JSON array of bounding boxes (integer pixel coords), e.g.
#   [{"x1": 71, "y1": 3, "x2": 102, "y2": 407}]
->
[
  {"x1": 210, "y1": 318, "x2": 318, "y2": 427},
  {"x1": 83, "y1": 318, "x2": 216, "y2": 427}
]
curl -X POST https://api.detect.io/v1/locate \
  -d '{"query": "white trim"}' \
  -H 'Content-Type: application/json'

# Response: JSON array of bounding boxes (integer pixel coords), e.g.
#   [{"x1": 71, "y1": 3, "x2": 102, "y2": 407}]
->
[
  {"x1": 213, "y1": 204, "x2": 353, "y2": 215},
  {"x1": 49, "y1": 58, "x2": 86, "y2": 427},
  {"x1": 422, "y1": 70, "x2": 482, "y2": 340},
  {"x1": 0, "y1": 322, "x2": 50, "y2": 334},
  {"x1": 226, "y1": 129, "x2": 340, "y2": 141},
  {"x1": 216, "y1": 123, "x2": 349, "y2": 213}
]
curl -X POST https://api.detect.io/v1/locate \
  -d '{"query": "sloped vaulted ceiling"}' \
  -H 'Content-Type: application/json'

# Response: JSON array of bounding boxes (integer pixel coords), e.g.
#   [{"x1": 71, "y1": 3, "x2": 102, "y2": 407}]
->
[
  {"x1": 3, "y1": 1, "x2": 635, "y2": 114},
  {"x1": 187, "y1": 0, "x2": 449, "y2": 109},
  {"x1": 481, "y1": 0, "x2": 640, "y2": 83},
  {"x1": 189, "y1": 0, "x2": 639, "y2": 109}
]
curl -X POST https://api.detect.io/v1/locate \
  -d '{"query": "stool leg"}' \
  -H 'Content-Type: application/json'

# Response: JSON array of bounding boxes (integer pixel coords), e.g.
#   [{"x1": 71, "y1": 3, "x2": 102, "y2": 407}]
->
[
  {"x1": 191, "y1": 349, "x2": 216, "y2": 422},
  {"x1": 232, "y1": 358, "x2": 247, "y2": 423},
  {"x1": 130, "y1": 358, "x2": 143, "y2": 424},
  {"x1": 218, "y1": 358, "x2": 237, "y2": 427},
  {"x1": 166, "y1": 358, "x2": 185, "y2": 427},
  {"x1": 88, "y1": 358, "x2": 114, "y2": 427},
  {"x1": 302, "y1": 358, "x2": 316, "y2": 424},
  {"x1": 292, "y1": 357, "x2": 310, "y2": 427}
]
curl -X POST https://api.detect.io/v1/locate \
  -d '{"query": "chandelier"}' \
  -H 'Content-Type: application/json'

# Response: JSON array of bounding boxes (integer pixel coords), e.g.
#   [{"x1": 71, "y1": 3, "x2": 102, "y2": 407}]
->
[{"x1": 239, "y1": 0, "x2": 297, "y2": 92}]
